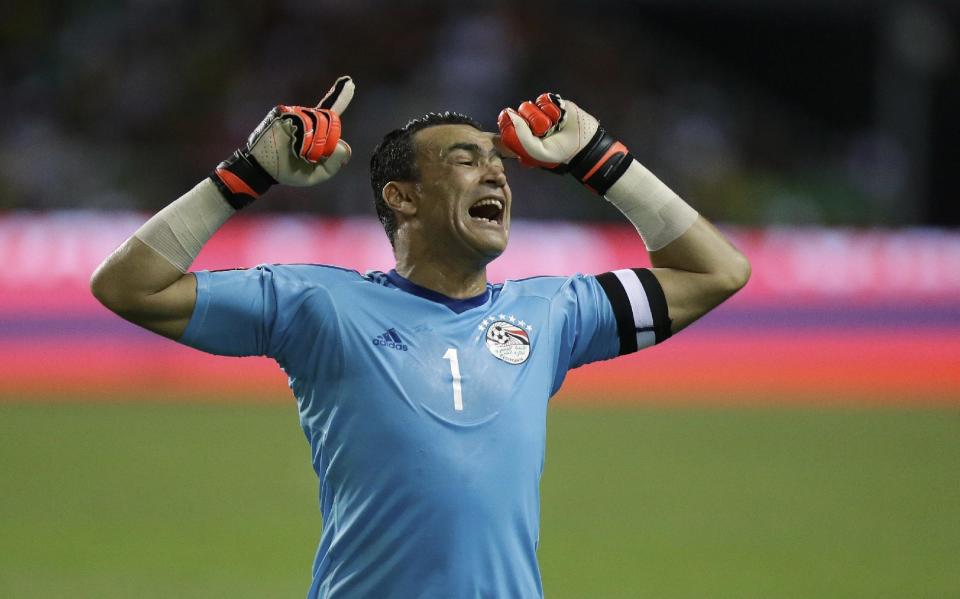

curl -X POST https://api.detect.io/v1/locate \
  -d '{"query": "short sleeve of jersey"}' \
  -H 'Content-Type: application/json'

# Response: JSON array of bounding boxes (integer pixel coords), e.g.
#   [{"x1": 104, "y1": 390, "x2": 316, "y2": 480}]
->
[
  {"x1": 550, "y1": 268, "x2": 672, "y2": 395},
  {"x1": 179, "y1": 264, "x2": 351, "y2": 379}
]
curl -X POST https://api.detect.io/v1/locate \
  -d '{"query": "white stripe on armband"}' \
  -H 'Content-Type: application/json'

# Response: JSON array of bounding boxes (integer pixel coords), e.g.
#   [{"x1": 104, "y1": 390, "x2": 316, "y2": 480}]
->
[
  {"x1": 612, "y1": 268, "x2": 656, "y2": 350},
  {"x1": 594, "y1": 268, "x2": 672, "y2": 355}
]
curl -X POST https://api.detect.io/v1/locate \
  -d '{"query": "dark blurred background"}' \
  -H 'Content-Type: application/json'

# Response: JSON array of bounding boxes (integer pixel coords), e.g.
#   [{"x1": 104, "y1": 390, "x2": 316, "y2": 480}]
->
[{"x1": 2, "y1": 0, "x2": 958, "y2": 226}]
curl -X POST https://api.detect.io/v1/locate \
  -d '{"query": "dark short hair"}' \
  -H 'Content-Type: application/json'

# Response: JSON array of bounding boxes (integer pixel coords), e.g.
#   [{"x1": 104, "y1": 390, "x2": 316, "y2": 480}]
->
[{"x1": 370, "y1": 112, "x2": 483, "y2": 247}]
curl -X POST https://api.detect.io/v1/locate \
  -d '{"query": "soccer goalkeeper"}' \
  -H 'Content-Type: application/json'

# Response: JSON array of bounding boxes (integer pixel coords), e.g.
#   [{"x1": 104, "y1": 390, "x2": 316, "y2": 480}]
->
[{"x1": 92, "y1": 76, "x2": 749, "y2": 598}]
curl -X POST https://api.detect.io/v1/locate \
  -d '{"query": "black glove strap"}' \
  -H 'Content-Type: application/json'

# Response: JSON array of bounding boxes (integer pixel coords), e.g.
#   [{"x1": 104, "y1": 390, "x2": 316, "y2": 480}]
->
[
  {"x1": 209, "y1": 149, "x2": 278, "y2": 210},
  {"x1": 566, "y1": 127, "x2": 634, "y2": 195}
]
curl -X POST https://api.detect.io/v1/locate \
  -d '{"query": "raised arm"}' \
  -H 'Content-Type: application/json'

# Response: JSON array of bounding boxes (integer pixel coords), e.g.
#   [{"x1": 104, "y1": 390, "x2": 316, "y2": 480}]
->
[
  {"x1": 91, "y1": 76, "x2": 356, "y2": 340},
  {"x1": 91, "y1": 234, "x2": 200, "y2": 340},
  {"x1": 498, "y1": 92, "x2": 750, "y2": 334},
  {"x1": 603, "y1": 156, "x2": 749, "y2": 333}
]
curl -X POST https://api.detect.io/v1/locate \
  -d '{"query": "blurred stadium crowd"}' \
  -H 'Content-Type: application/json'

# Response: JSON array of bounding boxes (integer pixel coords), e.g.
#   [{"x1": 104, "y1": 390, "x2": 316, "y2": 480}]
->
[{"x1": 2, "y1": 0, "x2": 957, "y2": 226}]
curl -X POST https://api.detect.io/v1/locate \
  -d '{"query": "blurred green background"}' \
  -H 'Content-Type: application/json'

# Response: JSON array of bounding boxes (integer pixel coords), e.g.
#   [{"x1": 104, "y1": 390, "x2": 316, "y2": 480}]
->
[{"x1": 2, "y1": 399, "x2": 958, "y2": 598}]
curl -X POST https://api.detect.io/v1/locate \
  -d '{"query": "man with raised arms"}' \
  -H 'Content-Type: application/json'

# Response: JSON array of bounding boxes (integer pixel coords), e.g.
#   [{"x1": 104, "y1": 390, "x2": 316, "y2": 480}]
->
[{"x1": 92, "y1": 76, "x2": 749, "y2": 598}]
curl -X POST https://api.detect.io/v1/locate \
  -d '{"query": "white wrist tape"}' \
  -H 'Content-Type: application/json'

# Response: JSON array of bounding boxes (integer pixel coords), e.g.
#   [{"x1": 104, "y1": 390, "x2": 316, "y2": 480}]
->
[
  {"x1": 604, "y1": 160, "x2": 699, "y2": 251},
  {"x1": 133, "y1": 178, "x2": 235, "y2": 272}
]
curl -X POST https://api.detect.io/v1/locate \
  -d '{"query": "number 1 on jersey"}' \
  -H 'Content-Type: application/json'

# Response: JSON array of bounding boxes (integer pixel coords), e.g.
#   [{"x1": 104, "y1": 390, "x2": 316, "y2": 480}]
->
[{"x1": 442, "y1": 348, "x2": 464, "y2": 411}]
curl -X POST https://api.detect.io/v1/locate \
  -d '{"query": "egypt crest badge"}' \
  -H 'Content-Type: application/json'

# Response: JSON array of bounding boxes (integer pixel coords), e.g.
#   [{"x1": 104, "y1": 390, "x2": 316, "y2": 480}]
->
[{"x1": 484, "y1": 319, "x2": 531, "y2": 364}]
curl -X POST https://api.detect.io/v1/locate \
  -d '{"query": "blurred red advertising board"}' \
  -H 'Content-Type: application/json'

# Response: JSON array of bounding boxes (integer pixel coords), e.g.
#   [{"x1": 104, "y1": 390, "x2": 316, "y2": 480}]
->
[
  {"x1": 1, "y1": 213, "x2": 958, "y2": 309},
  {"x1": 1, "y1": 213, "x2": 958, "y2": 402}
]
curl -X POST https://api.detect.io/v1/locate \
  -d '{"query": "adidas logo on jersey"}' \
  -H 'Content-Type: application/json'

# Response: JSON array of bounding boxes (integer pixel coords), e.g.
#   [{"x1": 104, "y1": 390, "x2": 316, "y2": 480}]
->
[{"x1": 372, "y1": 328, "x2": 408, "y2": 351}]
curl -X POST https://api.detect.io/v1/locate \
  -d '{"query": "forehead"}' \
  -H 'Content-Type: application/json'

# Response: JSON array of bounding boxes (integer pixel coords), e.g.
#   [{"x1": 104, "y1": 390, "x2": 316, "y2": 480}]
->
[{"x1": 413, "y1": 124, "x2": 495, "y2": 159}]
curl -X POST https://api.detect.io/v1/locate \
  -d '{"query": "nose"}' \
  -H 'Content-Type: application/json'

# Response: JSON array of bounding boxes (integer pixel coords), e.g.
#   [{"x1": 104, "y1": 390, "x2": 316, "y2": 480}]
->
[{"x1": 484, "y1": 161, "x2": 507, "y2": 188}]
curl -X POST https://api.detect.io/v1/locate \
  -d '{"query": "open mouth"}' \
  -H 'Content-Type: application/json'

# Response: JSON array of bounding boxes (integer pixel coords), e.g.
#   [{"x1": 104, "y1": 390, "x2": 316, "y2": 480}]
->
[{"x1": 468, "y1": 197, "x2": 505, "y2": 225}]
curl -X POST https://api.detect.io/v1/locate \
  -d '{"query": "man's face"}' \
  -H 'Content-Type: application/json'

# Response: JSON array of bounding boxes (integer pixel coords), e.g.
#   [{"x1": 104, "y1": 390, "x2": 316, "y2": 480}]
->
[{"x1": 409, "y1": 124, "x2": 511, "y2": 263}]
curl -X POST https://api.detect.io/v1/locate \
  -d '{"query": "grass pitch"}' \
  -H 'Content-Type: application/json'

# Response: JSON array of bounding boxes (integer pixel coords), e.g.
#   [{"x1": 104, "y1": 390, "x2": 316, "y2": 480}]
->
[{"x1": 1, "y1": 400, "x2": 958, "y2": 598}]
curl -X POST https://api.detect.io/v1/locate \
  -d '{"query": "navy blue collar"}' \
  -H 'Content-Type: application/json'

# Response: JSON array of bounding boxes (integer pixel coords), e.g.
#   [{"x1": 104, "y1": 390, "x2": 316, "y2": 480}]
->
[{"x1": 386, "y1": 270, "x2": 490, "y2": 314}]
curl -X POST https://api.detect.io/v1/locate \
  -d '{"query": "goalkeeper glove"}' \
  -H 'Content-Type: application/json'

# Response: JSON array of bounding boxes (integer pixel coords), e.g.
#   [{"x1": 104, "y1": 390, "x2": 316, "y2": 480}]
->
[
  {"x1": 210, "y1": 76, "x2": 355, "y2": 209},
  {"x1": 497, "y1": 93, "x2": 633, "y2": 195}
]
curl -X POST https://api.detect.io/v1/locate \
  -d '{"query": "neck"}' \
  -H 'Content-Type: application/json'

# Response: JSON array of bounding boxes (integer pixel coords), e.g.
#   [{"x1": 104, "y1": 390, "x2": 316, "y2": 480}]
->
[{"x1": 393, "y1": 253, "x2": 489, "y2": 299}]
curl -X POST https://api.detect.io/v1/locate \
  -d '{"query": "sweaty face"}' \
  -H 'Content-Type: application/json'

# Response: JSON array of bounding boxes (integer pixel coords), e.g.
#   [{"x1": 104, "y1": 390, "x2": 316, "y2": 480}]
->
[{"x1": 410, "y1": 124, "x2": 512, "y2": 263}]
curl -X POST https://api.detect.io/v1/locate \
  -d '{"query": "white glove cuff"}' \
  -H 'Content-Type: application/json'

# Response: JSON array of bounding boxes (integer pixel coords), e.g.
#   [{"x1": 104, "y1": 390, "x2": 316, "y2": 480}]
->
[
  {"x1": 604, "y1": 160, "x2": 699, "y2": 251},
  {"x1": 133, "y1": 179, "x2": 235, "y2": 272}
]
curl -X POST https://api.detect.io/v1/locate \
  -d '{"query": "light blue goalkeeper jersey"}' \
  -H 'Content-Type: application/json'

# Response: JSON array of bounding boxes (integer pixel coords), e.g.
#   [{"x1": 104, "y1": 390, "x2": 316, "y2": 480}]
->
[{"x1": 179, "y1": 264, "x2": 670, "y2": 599}]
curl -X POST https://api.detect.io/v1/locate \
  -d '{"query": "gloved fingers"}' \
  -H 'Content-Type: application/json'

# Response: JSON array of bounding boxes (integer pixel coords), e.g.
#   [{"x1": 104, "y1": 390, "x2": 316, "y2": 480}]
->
[
  {"x1": 302, "y1": 139, "x2": 352, "y2": 186},
  {"x1": 517, "y1": 101, "x2": 554, "y2": 137},
  {"x1": 535, "y1": 93, "x2": 565, "y2": 128},
  {"x1": 492, "y1": 134, "x2": 519, "y2": 160},
  {"x1": 327, "y1": 139, "x2": 351, "y2": 169},
  {"x1": 317, "y1": 76, "x2": 355, "y2": 115},
  {"x1": 503, "y1": 109, "x2": 544, "y2": 155},
  {"x1": 278, "y1": 106, "x2": 316, "y2": 160},
  {"x1": 301, "y1": 109, "x2": 341, "y2": 162},
  {"x1": 320, "y1": 111, "x2": 341, "y2": 158},
  {"x1": 497, "y1": 109, "x2": 529, "y2": 164},
  {"x1": 278, "y1": 106, "x2": 342, "y2": 163},
  {"x1": 498, "y1": 108, "x2": 558, "y2": 168}
]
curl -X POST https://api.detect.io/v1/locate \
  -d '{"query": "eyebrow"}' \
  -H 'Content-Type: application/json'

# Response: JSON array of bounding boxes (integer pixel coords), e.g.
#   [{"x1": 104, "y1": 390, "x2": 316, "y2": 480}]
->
[{"x1": 444, "y1": 143, "x2": 503, "y2": 159}]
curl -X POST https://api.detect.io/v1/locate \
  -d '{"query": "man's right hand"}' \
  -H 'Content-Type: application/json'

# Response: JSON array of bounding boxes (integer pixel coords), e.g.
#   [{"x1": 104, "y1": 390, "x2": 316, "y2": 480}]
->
[{"x1": 211, "y1": 76, "x2": 355, "y2": 209}]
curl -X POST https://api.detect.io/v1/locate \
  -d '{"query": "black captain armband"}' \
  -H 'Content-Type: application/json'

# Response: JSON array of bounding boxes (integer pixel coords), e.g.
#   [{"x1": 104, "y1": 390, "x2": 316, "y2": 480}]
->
[{"x1": 595, "y1": 268, "x2": 672, "y2": 355}]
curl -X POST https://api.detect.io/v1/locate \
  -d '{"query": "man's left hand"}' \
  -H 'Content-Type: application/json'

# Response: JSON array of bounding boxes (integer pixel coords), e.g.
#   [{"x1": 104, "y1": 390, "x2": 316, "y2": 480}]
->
[{"x1": 498, "y1": 93, "x2": 633, "y2": 195}]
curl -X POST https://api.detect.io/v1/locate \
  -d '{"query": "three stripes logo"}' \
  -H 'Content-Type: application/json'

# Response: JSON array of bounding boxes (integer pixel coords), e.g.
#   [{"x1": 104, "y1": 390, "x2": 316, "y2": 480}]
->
[{"x1": 372, "y1": 328, "x2": 408, "y2": 351}]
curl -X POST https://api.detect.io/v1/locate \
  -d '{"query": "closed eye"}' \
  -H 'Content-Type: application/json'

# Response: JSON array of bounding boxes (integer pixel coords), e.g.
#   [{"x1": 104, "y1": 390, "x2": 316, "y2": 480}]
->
[{"x1": 450, "y1": 153, "x2": 477, "y2": 166}]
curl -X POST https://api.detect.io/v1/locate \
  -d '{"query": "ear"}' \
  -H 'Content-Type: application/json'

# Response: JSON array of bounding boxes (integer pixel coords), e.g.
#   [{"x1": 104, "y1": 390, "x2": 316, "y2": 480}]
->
[{"x1": 382, "y1": 181, "x2": 418, "y2": 216}]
